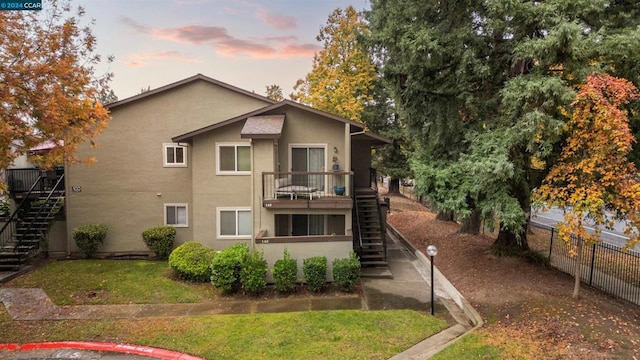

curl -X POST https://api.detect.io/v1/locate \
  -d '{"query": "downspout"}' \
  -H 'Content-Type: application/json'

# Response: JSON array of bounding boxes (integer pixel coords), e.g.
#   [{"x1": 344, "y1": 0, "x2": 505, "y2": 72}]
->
[
  {"x1": 64, "y1": 160, "x2": 71, "y2": 257},
  {"x1": 250, "y1": 138, "x2": 255, "y2": 252},
  {"x1": 345, "y1": 124, "x2": 351, "y2": 196}
]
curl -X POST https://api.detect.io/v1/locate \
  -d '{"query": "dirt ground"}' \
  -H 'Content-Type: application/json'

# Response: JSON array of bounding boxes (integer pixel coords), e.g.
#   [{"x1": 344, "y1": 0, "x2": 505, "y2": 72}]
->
[{"x1": 384, "y1": 192, "x2": 640, "y2": 359}]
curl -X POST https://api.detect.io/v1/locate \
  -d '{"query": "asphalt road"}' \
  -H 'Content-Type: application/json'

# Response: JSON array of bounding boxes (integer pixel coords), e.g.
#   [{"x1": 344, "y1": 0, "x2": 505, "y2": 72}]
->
[{"x1": 531, "y1": 207, "x2": 640, "y2": 252}]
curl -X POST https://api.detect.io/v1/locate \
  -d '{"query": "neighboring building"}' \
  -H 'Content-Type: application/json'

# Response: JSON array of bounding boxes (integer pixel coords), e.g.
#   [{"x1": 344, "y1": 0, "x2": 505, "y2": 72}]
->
[{"x1": 1, "y1": 74, "x2": 391, "y2": 279}]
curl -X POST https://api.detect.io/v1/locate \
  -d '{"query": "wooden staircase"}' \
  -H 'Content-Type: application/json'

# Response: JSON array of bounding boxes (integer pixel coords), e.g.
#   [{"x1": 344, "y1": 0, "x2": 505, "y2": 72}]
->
[
  {"x1": 354, "y1": 188, "x2": 387, "y2": 267},
  {"x1": 0, "y1": 176, "x2": 64, "y2": 271}
]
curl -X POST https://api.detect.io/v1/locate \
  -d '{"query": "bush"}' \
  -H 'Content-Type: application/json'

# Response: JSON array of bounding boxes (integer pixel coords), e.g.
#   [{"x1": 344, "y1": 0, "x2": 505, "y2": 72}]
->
[
  {"x1": 168, "y1": 241, "x2": 217, "y2": 282},
  {"x1": 73, "y1": 224, "x2": 108, "y2": 258},
  {"x1": 210, "y1": 243, "x2": 249, "y2": 293},
  {"x1": 272, "y1": 249, "x2": 298, "y2": 293},
  {"x1": 303, "y1": 256, "x2": 327, "y2": 293},
  {"x1": 332, "y1": 251, "x2": 361, "y2": 292},
  {"x1": 142, "y1": 225, "x2": 176, "y2": 259},
  {"x1": 240, "y1": 250, "x2": 267, "y2": 294}
]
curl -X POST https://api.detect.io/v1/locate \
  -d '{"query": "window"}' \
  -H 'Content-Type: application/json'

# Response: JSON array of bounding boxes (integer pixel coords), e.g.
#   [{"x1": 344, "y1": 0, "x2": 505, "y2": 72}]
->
[
  {"x1": 165, "y1": 204, "x2": 188, "y2": 227},
  {"x1": 163, "y1": 143, "x2": 187, "y2": 167},
  {"x1": 217, "y1": 143, "x2": 250, "y2": 174},
  {"x1": 275, "y1": 214, "x2": 338, "y2": 236},
  {"x1": 290, "y1": 145, "x2": 326, "y2": 190},
  {"x1": 217, "y1": 208, "x2": 252, "y2": 238}
]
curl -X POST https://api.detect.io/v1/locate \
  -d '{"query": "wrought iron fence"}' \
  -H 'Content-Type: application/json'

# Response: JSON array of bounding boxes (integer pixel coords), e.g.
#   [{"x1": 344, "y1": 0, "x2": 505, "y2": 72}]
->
[{"x1": 529, "y1": 221, "x2": 640, "y2": 306}]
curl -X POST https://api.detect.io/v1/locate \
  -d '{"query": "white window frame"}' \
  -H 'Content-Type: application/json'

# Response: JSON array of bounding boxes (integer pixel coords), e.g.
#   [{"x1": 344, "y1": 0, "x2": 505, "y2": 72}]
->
[
  {"x1": 164, "y1": 203, "x2": 188, "y2": 227},
  {"x1": 163, "y1": 143, "x2": 187, "y2": 167},
  {"x1": 216, "y1": 143, "x2": 251, "y2": 175},
  {"x1": 288, "y1": 144, "x2": 328, "y2": 172},
  {"x1": 217, "y1": 207, "x2": 252, "y2": 239}
]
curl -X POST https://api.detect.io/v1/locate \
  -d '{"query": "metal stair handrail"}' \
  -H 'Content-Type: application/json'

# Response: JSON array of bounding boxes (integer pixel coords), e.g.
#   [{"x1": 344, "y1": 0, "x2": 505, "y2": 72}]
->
[
  {"x1": 373, "y1": 192, "x2": 387, "y2": 262},
  {"x1": 14, "y1": 174, "x2": 65, "y2": 254},
  {"x1": 0, "y1": 175, "x2": 45, "y2": 250},
  {"x1": 353, "y1": 191, "x2": 364, "y2": 258}
]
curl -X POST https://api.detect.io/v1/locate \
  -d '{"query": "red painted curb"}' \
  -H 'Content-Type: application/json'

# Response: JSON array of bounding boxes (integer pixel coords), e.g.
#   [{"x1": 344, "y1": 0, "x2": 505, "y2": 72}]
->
[{"x1": 0, "y1": 342, "x2": 204, "y2": 359}]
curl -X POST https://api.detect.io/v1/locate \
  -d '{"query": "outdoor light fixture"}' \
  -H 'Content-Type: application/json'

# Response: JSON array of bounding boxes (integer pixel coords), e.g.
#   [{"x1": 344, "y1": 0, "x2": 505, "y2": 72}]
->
[{"x1": 426, "y1": 245, "x2": 438, "y2": 315}]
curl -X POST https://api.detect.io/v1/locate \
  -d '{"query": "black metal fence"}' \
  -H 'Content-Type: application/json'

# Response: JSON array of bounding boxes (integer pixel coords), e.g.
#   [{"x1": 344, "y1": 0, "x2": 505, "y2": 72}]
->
[
  {"x1": 529, "y1": 221, "x2": 640, "y2": 306},
  {"x1": 5, "y1": 167, "x2": 65, "y2": 193}
]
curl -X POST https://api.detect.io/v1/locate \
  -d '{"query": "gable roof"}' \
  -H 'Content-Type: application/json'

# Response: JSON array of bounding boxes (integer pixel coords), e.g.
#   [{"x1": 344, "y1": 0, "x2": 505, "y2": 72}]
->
[
  {"x1": 105, "y1": 73, "x2": 276, "y2": 110},
  {"x1": 172, "y1": 99, "x2": 367, "y2": 143}
]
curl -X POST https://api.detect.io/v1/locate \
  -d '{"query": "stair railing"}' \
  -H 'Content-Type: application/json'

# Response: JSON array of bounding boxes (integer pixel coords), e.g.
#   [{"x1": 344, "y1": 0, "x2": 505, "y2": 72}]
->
[
  {"x1": 0, "y1": 176, "x2": 45, "y2": 251},
  {"x1": 374, "y1": 194, "x2": 388, "y2": 262},
  {"x1": 353, "y1": 191, "x2": 363, "y2": 258},
  {"x1": 369, "y1": 167, "x2": 378, "y2": 192},
  {"x1": 14, "y1": 174, "x2": 65, "y2": 255}
]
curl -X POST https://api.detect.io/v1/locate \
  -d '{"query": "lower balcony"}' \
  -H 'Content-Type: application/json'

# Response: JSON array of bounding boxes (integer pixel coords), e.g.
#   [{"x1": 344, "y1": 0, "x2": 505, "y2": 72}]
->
[
  {"x1": 262, "y1": 171, "x2": 353, "y2": 209},
  {"x1": 255, "y1": 229, "x2": 352, "y2": 244}
]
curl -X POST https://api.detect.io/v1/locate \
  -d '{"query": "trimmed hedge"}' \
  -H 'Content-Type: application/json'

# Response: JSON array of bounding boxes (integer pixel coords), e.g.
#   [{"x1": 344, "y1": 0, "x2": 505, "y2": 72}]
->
[
  {"x1": 142, "y1": 225, "x2": 176, "y2": 259},
  {"x1": 332, "y1": 251, "x2": 361, "y2": 291},
  {"x1": 272, "y1": 249, "x2": 298, "y2": 293},
  {"x1": 240, "y1": 250, "x2": 268, "y2": 294},
  {"x1": 168, "y1": 241, "x2": 217, "y2": 282},
  {"x1": 210, "y1": 243, "x2": 249, "y2": 293},
  {"x1": 73, "y1": 224, "x2": 108, "y2": 258},
  {"x1": 303, "y1": 256, "x2": 327, "y2": 293}
]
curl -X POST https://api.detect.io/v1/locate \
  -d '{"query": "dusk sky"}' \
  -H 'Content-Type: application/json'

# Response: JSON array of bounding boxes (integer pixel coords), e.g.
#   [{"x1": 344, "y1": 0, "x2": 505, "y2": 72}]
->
[{"x1": 76, "y1": 0, "x2": 370, "y2": 101}]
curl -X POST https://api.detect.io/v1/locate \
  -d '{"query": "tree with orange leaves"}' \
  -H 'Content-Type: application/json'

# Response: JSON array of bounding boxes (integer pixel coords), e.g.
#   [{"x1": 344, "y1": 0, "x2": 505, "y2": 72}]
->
[
  {"x1": 534, "y1": 73, "x2": 640, "y2": 298},
  {"x1": 0, "y1": 0, "x2": 113, "y2": 176}
]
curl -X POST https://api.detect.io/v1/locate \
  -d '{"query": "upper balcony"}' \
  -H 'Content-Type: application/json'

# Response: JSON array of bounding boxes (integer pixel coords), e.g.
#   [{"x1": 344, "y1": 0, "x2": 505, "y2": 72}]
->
[
  {"x1": 262, "y1": 171, "x2": 353, "y2": 209},
  {"x1": 4, "y1": 167, "x2": 65, "y2": 199}
]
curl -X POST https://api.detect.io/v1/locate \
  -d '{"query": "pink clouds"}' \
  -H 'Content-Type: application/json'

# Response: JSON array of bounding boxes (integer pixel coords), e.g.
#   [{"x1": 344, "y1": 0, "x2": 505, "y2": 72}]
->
[
  {"x1": 123, "y1": 51, "x2": 202, "y2": 67},
  {"x1": 121, "y1": 17, "x2": 320, "y2": 59},
  {"x1": 154, "y1": 26, "x2": 231, "y2": 45},
  {"x1": 228, "y1": 1, "x2": 297, "y2": 30},
  {"x1": 255, "y1": 8, "x2": 296, "y2": 30}
]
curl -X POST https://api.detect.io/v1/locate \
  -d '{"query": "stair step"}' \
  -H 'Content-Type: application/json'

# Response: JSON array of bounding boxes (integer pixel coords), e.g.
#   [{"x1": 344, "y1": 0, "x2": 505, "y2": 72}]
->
[
  {"x1": 360, "y1": 260, "x2": 388, "y2": 267},
  {"x1": 361, "y1": 242, "x2": 383, "y2": 247},
  {"x1": 360, "y1": 254, "x2": 385, "y2": 259}
]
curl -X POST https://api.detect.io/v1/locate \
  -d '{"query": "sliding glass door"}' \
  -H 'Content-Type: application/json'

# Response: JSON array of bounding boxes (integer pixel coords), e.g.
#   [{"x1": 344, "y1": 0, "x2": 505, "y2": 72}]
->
[{"x1": 291, "y1": 145, "x2": 325, "y2": 191}]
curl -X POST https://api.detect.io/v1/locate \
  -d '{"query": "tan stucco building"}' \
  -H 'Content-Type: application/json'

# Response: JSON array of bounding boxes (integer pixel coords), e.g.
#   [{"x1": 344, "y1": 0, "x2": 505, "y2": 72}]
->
[{"x1": 2, "y1": 74, "x2": 390, "y2": 279}]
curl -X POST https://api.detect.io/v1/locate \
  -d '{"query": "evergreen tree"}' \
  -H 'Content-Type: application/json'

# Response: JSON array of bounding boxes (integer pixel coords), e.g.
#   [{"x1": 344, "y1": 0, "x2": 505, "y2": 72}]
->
[
  {"x1": 265, "y1": 84, "x2": 284, "y2": 101},
  {"x1": 369, "y1": 0, "x2": 640, "y2": 249}
]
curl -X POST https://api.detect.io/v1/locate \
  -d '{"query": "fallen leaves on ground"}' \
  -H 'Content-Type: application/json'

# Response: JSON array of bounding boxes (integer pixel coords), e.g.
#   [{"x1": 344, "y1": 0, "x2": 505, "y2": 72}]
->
[{"x1": 383, "y1": 192, "x2": 640, "y2": 359}]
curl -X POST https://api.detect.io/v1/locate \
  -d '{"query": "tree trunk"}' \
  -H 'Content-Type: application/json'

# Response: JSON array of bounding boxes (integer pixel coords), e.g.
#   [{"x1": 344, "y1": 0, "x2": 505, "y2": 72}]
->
[
  {"x1": 573, "y1": 237, "x2": 583, "y2": 299},
  {"x1": 436, "y1": 210, "x2": 455, "y2": 222},
  {"x1": 388, "y1": 177, "x2": 401, "y2": 193},
  {"x1": 460, "y1": 209, "x2": 481, "y2": 235},
  {"x1": 492, "y1": 225, "x2": 530, "y2": 252}
]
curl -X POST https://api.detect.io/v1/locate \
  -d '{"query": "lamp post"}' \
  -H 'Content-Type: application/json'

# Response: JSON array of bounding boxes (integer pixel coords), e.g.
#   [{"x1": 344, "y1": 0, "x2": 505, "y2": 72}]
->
[{"x1": 426, "y1": 245, "x2": 438, "y2": 315}]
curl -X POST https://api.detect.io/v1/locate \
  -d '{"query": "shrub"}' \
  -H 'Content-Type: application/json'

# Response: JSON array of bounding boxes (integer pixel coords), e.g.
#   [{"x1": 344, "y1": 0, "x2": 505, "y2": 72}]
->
[
  {"x1": 272, "y1": 249, "x2": 298, "y2": 293},
  {"x1": 240, "y1": 250, "x2": 267, "y2": 294},
  {"x1": 142, "y1": 225, "x2": 176, "y2": 259},
  {"x1": 73, "y1": 224, "x2": 108, "y2": 258},
  {"x1": 303, "y1": 256, "x2": 327, "y2": 293},
  {"x1": 168, "y1": 241, "x2": 217, "y2": 282},
  {"x1": 332, "y1": 251, "x2": 361, "y2": 292},
  {"x1": 210, "y1": 243, "x2": 249, "y2": 293}
]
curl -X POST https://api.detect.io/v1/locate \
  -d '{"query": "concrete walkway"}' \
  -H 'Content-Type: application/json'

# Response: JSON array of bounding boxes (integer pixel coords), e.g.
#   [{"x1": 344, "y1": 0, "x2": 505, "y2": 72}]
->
[{"x1": 0, "y1": 229, "x2": 482, "y2": 359}]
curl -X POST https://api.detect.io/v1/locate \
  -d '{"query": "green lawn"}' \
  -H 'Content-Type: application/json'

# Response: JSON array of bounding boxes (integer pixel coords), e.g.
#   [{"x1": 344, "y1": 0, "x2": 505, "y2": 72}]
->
[
  {"x1": 6, "y1": 259, "x2": 217, "y2": 305},
  {"x1": 1, "y1": 259, "x2": 449, "y2": 359}
]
